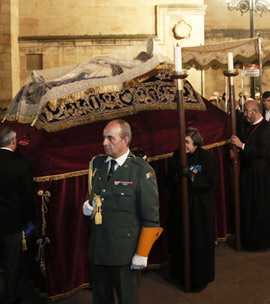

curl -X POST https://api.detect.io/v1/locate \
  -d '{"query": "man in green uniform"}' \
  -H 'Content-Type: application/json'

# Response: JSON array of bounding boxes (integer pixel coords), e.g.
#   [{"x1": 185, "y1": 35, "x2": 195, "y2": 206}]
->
[{"x1": 83, "y1": 119, "x2": 162, "y2": 304}]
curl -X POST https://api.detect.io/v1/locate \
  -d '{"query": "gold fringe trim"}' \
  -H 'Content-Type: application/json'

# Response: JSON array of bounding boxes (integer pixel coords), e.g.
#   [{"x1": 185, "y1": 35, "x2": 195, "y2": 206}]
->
[
  {"x1": 45, "y1": 235, "x2": 231, "y2": 300},
  {"x1": 33, "y1": 139, "x2": 230, "y2": 182},
  {"x1": 49, "y1": 283, "x2": 90, "y2": 301},
  {"x1": 2, "y1": 112, "x2": 38, "y2": 125},
  {"x1": 147, "y1": 152, "x2": 174, "y2": 163},
  {"x1": 34, "y1": 169, "x2": 89, "y2": 182},
  {"x1": 203, "y1": 139, "x2": 230, "y2": 150},
  {"x1": 147, "y1": 139, "x2": 230, "y2": 162}
]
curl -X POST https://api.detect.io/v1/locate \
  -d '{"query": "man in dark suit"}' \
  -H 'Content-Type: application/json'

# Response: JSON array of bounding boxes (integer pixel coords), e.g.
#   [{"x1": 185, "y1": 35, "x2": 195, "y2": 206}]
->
[
  {"x1": 231, "y1": 100, "x2": 270, "y2": 251},
  {"x1": 262, "y1": 91, "x2": 270, "y2": 122},
  {"x1": 83, "y1": 119, "x2": 162, "y2": 304},
  {"x1": 0, "y1": 126, "x2": 34, "y2": 304}
]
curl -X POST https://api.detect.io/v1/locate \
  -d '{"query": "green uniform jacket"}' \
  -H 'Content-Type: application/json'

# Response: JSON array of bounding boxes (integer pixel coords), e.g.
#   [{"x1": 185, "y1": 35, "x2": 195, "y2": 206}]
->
[{"x1": 88, "y1": 153, "x2": 160, "y2": 266}]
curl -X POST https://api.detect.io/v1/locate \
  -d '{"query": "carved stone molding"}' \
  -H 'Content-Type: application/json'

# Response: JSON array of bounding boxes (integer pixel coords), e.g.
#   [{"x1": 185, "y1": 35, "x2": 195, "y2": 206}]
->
[
  {"x1": 172, "y1": 20, "x2": 192, "y2": 40},
  {"x1": 155, "y1": 4, "x2": 207, "y2": 45},
  {"x1": 205, "y1": 29, "x2": 270, "y2": 41}
]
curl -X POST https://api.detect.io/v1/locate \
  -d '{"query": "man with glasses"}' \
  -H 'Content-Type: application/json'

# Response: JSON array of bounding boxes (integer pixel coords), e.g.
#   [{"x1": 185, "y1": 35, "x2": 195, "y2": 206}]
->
[{"x1": 231, "y1": 99, "x2": 270, "y2": 251}]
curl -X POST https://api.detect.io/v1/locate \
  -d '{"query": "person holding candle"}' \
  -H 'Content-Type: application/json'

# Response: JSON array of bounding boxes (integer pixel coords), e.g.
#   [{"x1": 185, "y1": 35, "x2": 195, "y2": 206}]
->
[{"x1": 167, "y1": 128, "x2": 217, "y2": 292}]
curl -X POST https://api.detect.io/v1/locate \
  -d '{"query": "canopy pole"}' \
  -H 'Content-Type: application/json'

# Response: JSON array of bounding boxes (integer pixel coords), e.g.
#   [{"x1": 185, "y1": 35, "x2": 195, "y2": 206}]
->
[
  {"x1": 258, "y1": 35, "x2": 263, "y2": 98},
  {"x1": 201, "y1": 69, "x2": 203, "y2": 96},
  {"x1": 171, "y1": 70, "x2": 190, "y2": 293},
  {"x1": 250, "y1": 0, "x2": 255, "y2": 98},
  {"x1": 223, "y1": 69, "x2": 241, "y2": 251},
  {"x1": 249, "y1": 0, "x2": 254, "y2": 38}
]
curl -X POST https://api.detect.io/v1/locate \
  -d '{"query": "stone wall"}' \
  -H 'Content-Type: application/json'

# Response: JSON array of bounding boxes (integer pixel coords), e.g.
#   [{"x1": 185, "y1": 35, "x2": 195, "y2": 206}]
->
[
  {"x1": 0, "y1": 0, "x2": 12, "y2": 108},
  {"x1": 0, "y1": 0, "x2": 20, "y2": 109},
  {"x1": 204, "y1": 0, "x2": 270, "y2": 99},
  {"x1": 19, "y1": 0, "x2": 202, "y2": 37},
  {"x1": 1, "y1": 0, "x2": 270, "y2": 108},
  {"x1": 17, "y1": 1, "x2": 206, "y2": 95}
]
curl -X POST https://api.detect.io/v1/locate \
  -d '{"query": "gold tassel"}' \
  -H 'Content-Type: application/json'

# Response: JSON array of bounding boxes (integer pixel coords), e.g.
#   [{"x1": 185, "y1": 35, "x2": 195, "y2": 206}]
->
[
  {"x1": 22, "y1": 230, "x2": 28, "y2": 251},
  {"x1": 36, "y1": 236, "x2": 50, "y2": 277},
  {"x1": 91, "y1": 194, "x2": 102, "y2": 225},
  {"x1": 95, "y1": 211, "x2": 102, "y2": 225},
  {"x1": 1, "y1": 113, "x2": 7, "y2": 123},
  {"x1": 36, "y1": 190, "x2": 51, "y2": 276},
  {"x1": 30, "y1": 113, "x2": 39, "y2": 127}
]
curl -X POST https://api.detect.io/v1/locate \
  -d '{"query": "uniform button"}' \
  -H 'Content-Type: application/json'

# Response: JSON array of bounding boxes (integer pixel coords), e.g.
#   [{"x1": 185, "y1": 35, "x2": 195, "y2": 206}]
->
[
  {"x1": 101, "y1": 197, "x2": 104, "y2": 201},
  {"x1": 121, "y1": 192, "x2": 124, "y2": 196},
  {"x1": 98, "y1": 177, "x2": 102, "y2": 180},
  {"x1": 127, "y1": 233, "x2": 131, "y2": 237},
  {"x1": 101, "y1": 189, "x2": 106, "y2": 193}
]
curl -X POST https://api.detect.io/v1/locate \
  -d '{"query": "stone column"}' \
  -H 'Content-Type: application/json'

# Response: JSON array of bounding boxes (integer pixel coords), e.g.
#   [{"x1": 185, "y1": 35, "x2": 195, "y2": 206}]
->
[{"x1": 0, "y1": 0, "x2": 20, "y2": 109}]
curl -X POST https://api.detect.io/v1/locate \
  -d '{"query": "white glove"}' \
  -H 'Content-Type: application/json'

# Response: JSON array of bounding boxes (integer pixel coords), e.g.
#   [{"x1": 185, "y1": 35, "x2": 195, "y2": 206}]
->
[
  {"x1": 130, "y1": 253, "x2": 148, "y2": 270},
  {"x1": 83, "y1": 200, "x2": 94, "y2": 216}
]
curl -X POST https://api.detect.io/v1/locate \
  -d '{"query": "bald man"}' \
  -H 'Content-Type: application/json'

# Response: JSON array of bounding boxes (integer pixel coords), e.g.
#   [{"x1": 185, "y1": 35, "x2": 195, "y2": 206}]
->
[
  {"x1": 83, "y1": 119, "x2": 162, "y2": 304},
  {"x1": 231, "y1": 99, "x2": 270, "y2": 251}
]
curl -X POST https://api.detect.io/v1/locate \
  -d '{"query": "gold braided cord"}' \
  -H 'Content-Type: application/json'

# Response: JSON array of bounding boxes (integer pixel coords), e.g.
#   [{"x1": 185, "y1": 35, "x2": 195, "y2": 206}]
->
[
  {"x1": 33, "y1": 139, "x2": 229, "y2": 183},
  {"x1": 36, "y1": 237, "x2": 50, "y2": 276},
  {"x1": 36, "y1": 190, "x2": 51, "y2": 276},
  {"x1": 88, "y1": 156, "x2": 96, "y2": 195}
]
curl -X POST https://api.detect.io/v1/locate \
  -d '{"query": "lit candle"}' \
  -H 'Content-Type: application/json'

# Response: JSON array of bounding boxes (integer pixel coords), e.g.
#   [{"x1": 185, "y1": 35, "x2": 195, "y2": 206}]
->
[
  {"x1": 174, "y1": 43, "x2": 182, "y2": 73},
  {"x1": 227, "y1": 52, "x2": 234, "y2": 70}
]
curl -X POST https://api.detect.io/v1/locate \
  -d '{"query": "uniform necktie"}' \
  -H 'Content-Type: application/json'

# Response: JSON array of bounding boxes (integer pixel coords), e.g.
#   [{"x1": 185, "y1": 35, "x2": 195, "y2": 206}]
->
[{"x1": 108, "y1": 159, "x2": 117, "y2": 180}]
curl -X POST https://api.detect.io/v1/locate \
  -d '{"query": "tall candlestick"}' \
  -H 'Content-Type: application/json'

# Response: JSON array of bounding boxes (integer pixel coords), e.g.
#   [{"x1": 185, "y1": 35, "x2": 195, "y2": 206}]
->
[
  {"x1": 174, "y1": 43, "x2": 182, "y2": 73},
  {"x1": 227, "y1": 52, "x2": 234, "y2": 70}
]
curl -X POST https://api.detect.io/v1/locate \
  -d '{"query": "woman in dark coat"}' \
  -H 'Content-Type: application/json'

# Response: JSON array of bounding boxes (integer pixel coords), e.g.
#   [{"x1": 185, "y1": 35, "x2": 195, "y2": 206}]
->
[{"x1": 168, "y1": 128, "x2": 217, "y2": 292}]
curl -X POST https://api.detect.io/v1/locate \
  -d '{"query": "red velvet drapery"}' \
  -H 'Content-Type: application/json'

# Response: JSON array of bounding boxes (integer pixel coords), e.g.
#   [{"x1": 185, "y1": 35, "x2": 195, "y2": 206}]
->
[{"x1": 4, "y1": 101, "x2": 233, "y2": 298}]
